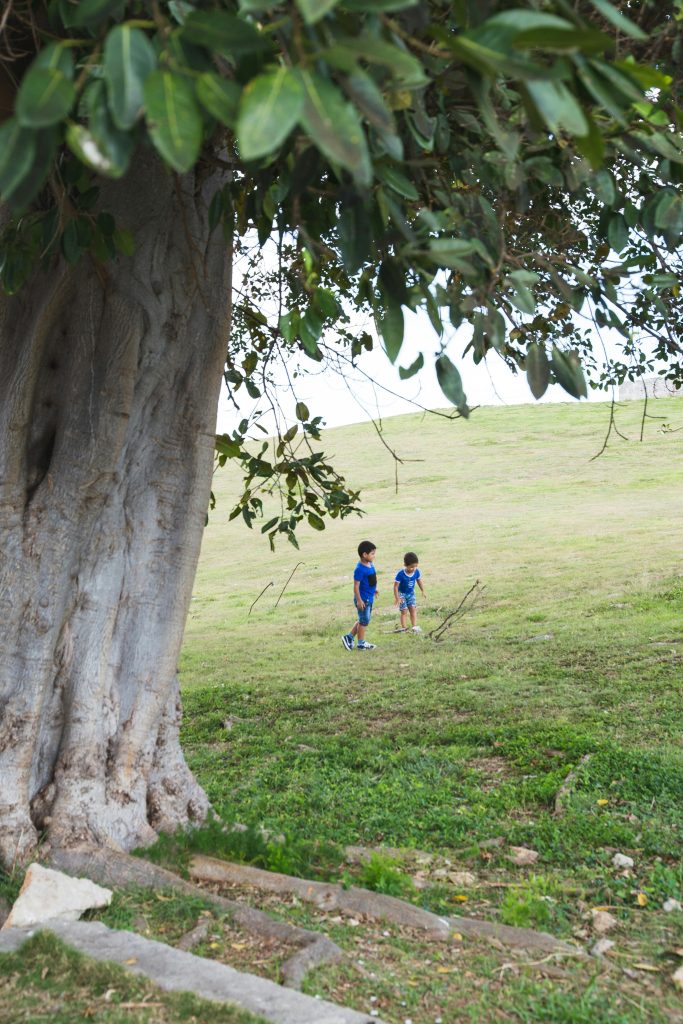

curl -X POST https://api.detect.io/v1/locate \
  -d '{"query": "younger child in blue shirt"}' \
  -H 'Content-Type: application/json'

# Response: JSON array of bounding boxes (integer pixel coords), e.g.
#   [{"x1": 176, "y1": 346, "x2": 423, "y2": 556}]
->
[
  {"x1": 342, "y1": 540, "x2": 378, "y2": 651},
  {"x1": 393, "y1": 551, "x2": 426, "y2": 632}
]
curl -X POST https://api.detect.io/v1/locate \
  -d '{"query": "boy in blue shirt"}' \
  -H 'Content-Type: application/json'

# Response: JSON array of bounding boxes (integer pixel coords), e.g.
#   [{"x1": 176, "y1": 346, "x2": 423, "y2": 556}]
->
[
  {"x1": 393, "y1": 551, "x2": 426, "y2": 632},
  {"x1": 342, "y1": 540, "x2": 378, "y2": 651}
]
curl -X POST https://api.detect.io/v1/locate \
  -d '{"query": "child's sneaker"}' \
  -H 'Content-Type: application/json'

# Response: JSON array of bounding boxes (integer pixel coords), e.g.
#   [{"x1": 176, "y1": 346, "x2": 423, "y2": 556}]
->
[
  {"x1": 342, "y1": 634, "x2": 354, "y2": 650},
  {"x1": 411, "y1": 626, "x2": 422, "y2": 633},
  {"x1": 357, "y1": 642, "x2": 376, "y2": 650}
]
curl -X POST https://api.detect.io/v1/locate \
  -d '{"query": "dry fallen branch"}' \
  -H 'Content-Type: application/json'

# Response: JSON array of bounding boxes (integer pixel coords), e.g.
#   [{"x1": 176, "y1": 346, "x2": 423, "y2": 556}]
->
[
  {"x1": 48, "y1": 846, "x2": 342, "y2": 989},
  {"x1": 428, "y1": 580, "x2": 485, "y2": 642},
  {"x1": 554, "y1": 754, "x2": 593, "y2": 816},
  {"x1": 188, "y1": 855, "x2": 584, "y2": 957}
]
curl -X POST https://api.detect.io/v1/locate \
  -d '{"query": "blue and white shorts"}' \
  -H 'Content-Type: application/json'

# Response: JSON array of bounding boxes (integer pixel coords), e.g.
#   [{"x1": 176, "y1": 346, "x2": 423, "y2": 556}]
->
[
  {"x1": 398, "y1": 593, "x2": 416, "y2": 611},
  {"x1": 354, "y1": 598, "x2": 373, "y2": 626}
]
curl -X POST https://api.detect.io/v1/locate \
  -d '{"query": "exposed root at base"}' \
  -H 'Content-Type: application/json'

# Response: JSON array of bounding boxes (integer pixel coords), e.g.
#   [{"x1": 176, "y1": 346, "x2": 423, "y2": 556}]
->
[
  {"x1": 189, "y1": 854, "x2": 584, "y2": 957},
  {"x1": 48, "y1": 845, "x2": 342, "y2": 989}
]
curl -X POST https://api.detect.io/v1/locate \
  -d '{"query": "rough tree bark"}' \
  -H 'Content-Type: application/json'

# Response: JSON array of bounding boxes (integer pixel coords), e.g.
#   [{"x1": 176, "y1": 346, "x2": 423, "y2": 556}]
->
[{"x1": 0, "y1": 153, "x2": 231, "y2": 868}]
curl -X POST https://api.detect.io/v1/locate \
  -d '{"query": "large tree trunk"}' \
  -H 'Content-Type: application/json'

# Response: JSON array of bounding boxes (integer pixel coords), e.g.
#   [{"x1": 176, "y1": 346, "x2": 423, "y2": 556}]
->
[{"x1": 0, "y1": 154, "x2": 231, "y2": 868}]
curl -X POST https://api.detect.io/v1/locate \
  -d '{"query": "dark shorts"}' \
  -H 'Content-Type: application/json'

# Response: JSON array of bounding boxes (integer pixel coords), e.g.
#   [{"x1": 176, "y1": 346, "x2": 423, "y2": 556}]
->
[{"x1": 355, "y1": 598, "x2": 373, "y2": 626}]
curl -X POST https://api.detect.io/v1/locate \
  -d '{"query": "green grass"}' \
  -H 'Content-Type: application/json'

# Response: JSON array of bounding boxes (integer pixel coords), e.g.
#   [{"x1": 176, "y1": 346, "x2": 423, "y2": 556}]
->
[
  {"x1": 174, "y1": 398, "x2": 683, "y2": 1021},
  {"x1": 0, "y1": 931, "x2": 265, "y2": 1023},
  {"x1": 4, "y1": 397, "x2": 683, "y2": 1023}
]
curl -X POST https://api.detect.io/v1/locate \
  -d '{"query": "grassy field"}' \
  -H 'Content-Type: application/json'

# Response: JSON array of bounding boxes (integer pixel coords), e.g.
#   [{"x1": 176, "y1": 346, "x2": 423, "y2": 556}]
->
[
  {"x1": 172, "y1": 396, "x2": 683, "y2": 1022},
  {"x1": 2, "y1": 396, "x2": 682, "y2": 1023}
]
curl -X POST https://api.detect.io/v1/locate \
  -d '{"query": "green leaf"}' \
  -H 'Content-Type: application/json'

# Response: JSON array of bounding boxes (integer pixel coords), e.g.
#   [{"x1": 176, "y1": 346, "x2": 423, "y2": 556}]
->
[
  {"x1": 85, "y1": 80, "x2": 135, "y2": 176},
  {"x1": 66, "y1": 123, "x2": 123, "y2": 177},
  {"x1": 338, "y1": 200, "x2": 371, "y2": 274},
  {"x1": 237, "y1": 66, "x2": 304, "y2": 161},
  {"x1": 342, "y1": 70, "x2": 402, "y2": 158},
  {"x1": 342, "y1": 0, "x2": 418, "y2": 8},
  {"x1": 508, "y1": 270, "x2": 538, "y2": 315},
  {"x1": 376, "y1": 299, "x2": 404, "y2": 363},
  {"x1": 551, "y1": 347, "x2": 587, "y2": 399},
  {"x1": 375, "y1": 163, "x2": 418, "y2": 200},
  {"x1": 0, "y1": 125, "x2": 58, "y2": 211},
  {"x1": 104, "y1": 25, "x2": 157, "y2": 130},
  {"x1": 587, "y1": 0, "x2": 647, "y2": 41},
  {"x1": 524, "y1": 80, "x2": 589, "y2": 136},
  {"x1": 144, "y1": 71, "x2": 203, "y2": 173},
  {"x1": 314, "y1": 288, "x2": 341, "y2": 320},
  {"x1": 279, "y1": 310, "x2": 299, "y2": 342},
  {"x1": 299, "y1": 70, "x2": 371, "y2": 186},
  {"x1": 526, "y1": 343, "x2": 550, "y2": 400},
  {"x1": 113, "y1": 227, "x2": 135, "y2": 255},
  {"x1": 295, "y1": 402, "x2": 310, "y2": 421},
  {"x1": 428, "y1": 238, "x2": 477, "y2": 272},
  {"x1": 296, "y1": 0, "x2": 340, "y2": 23},
  {"x1": 32, "y1": 42, "x2": 74, "y2": 78},
  {"x1": 0, "y1": 120, "x2": 37, "y2": 204},
  {"x1": 16, "y1": 67, "x2": 75, "y2": 128},
  {"x1": 435, "y1": 354, "x2": 469, "y2": 416},
  {"x1": 73, "y1": 0, "x2": 125, "y2": 28},
  {"x1": 398, "y1": 353, "x2": 424, "y2": 380},
  {"x1": 307, "y1": 512, "x2": 326, "y2": 531},
  {"x1": 196, "y1": 74, "x2": 241, "y2": 126},
  {"x1": 181, "y1": 11, "x2": 272, "y2": 58},
  {"x1": 326, "y1": 36, "x2": 428, "y2": 89},
  {"x1": 607, "y1": 213, "x2": 629, "y2": 254}
]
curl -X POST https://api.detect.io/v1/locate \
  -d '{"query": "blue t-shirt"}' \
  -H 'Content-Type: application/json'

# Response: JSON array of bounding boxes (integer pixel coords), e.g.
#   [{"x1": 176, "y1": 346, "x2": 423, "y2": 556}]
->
[
  {"x1": 354, "y1": 561, "x2": 378, "y2": 603},
  {"x1": 395, "y1": 567, "x2": 421, "y2": 595}
]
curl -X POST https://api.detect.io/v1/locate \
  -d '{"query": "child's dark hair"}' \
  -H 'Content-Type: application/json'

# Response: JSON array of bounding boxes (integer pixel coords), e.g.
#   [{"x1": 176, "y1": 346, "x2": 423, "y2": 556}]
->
[
  {"x1": 358, "y1": 540, "x2": 376, "y2": 557},
  {"x1": 404, "y1": 552, "x2": 419, "y2": 565}
]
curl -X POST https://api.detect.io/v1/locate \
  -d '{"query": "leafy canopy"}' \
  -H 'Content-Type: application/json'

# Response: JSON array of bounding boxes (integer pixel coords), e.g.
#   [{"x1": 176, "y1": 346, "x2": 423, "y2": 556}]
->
[{"x1": 1, "y1": 0, "x2": 683, "y2": 541}]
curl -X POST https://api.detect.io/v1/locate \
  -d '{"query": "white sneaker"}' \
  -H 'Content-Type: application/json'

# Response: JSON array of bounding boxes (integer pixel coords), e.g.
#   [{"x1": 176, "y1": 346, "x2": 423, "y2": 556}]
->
[
  {"x1": 411, "y1": 626, "x2": 422, "y2": 633},
  {"x1": 357, "y1": 642, "x2": 376, "y2": 650}
]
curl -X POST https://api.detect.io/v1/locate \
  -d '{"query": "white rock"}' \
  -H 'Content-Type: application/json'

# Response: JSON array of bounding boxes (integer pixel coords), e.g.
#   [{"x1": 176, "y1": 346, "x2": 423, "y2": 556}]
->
[
  {"x1": 590, "y1": 938, "x2": 615, "y2": 957},
  {"x1": 611, "y1": 853, "x2": 634, "y2": 869},
  {"x1": 2, "y1": 863, "x2": 112, "y2": 929},
  {"x1": 673, "y1": 965, "x2": 683, "y2": 991},
  {"x1": 663, "y1": 898, "x2": 682, "y2": 913},
  {"x1": 508, "y1": 846, "x2": 539, "y2": 866},
  {"x1": 591, "y1": 909, "x2": 618, "y2": 934},
  {"x1": 447, "y1": 871, "x2": 476, "y2": 887}
]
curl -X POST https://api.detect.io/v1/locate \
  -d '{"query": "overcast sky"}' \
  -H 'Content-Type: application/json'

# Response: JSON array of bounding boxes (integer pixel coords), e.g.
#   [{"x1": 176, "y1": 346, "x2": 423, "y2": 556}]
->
[{"x1": 216, "y1": 304, "x2": 616, "y2": 434}]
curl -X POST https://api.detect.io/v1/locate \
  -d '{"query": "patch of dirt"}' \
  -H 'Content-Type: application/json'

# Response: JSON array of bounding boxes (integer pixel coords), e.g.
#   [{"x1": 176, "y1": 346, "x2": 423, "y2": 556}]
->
[{"x1": 468, "y1": 756, "x2": 513, "y2": 791}]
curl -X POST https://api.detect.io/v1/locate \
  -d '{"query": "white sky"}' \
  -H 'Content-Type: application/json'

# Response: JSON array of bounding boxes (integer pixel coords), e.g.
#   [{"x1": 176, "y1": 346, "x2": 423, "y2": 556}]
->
[{"x1": 216, "y1": 304, "x2": 615, "y2": 434}]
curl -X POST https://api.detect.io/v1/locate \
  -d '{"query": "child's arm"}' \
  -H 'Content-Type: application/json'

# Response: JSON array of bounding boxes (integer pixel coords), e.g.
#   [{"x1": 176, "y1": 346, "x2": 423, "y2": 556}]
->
[
  {"x1": 354, "y1": 579, "x2": 364, "y2": 609},
  {"x1": 417, "y1": 577, "x2": 426, "y2": 598},
  {"x1": 393, "y1": 581, "x2": 399, "y2": 605}
]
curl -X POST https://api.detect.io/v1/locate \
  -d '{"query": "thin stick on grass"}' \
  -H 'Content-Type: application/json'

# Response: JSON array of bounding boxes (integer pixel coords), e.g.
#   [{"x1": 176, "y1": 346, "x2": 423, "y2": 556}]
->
[
  {"x1": 248, "y1": 581, "x2": 273, "y2": 616},
  {"x1": 273, "y1": 562, "x2": 304, "y2": 610},
  {"x1": 428, "y1": 580, "x2": 485, "y2": 642}
]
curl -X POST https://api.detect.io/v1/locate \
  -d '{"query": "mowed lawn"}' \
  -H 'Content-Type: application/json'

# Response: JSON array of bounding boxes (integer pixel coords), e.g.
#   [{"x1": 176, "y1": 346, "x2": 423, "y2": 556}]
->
[{"x1": 174, "y1": 396, "x2": 683, "y2": 1022}]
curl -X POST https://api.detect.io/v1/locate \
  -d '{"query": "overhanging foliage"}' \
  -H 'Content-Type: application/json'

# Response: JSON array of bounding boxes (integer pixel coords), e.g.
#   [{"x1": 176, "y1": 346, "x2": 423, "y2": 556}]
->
[{"x1": 1, "y1": 0, "x2": 683, "y2": 541}]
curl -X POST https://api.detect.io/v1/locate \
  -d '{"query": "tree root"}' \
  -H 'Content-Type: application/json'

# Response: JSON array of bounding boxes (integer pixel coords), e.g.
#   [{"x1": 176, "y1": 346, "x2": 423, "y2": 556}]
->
[
  {"x1": 48, "y1": 846, "x2": 342, "y2": 989},
  {"x1": 190, "y1": 855, "x2": 451, "y2": 938},
  {"x1": 553, "y1": 754, "x2": 593, "y2": 816},
  {"x1": 189, "y1": 855, "x2": 584, "y2": 957}
]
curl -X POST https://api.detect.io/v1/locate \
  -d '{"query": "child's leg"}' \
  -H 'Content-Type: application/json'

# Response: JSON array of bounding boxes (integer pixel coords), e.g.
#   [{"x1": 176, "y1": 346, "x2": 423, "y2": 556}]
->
[
  {"x1": 398, "y1": 596, "x2": 407, "y2": 629},
  {"x1": 357, "y1": 623, "x2": 366, "y2": 643},
  {"x1": 408, "y1": 604, "x2": 417, "y2": 627}
]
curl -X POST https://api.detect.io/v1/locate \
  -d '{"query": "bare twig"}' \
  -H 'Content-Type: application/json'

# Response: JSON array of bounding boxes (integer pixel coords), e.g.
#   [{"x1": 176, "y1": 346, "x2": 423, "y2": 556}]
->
[
  {"x1": 273, "y1": 562, "x2": 304, "y2": 610},
  {"x1": 248, "y1": 581, "x2": 273, "y2": 616},
  {"x1": 427, "y1": 581, "x2": 485, "y2": 642}
]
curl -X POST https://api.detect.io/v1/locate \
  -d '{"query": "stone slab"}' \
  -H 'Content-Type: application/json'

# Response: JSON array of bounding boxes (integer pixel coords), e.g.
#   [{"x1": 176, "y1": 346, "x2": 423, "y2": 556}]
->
[{"x1": 0, "y1": 920, "x2": 384, "y2": 1024}]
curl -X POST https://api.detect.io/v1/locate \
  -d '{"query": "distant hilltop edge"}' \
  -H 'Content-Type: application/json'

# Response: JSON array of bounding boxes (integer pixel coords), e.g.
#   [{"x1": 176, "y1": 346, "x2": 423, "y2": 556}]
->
[{"x1": 618, "y1": 376, "x2": 681, "y2": 401}]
